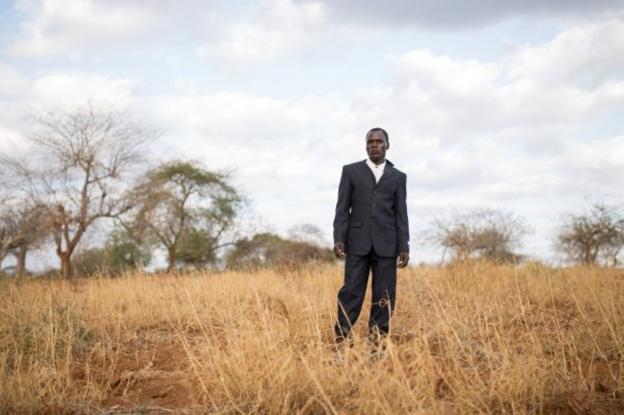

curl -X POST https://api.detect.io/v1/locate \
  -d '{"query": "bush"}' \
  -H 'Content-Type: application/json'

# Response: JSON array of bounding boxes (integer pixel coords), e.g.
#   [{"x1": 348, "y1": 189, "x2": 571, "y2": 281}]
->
[{"x1": 226, "y1": 232, "x2": 334, "y2": 270}]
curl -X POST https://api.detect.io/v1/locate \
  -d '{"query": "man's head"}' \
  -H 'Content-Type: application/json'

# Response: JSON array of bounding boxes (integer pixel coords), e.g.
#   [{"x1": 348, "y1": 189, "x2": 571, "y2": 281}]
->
[{"x1": 366, "y1": 127, "x2": 389, "y2": 164}]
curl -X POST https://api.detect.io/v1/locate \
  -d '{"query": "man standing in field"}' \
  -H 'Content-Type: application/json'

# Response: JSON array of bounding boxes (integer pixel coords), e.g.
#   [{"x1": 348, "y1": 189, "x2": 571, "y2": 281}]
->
[{"x1": 333, "y1": 127, "x2": 410, "y2": 344}]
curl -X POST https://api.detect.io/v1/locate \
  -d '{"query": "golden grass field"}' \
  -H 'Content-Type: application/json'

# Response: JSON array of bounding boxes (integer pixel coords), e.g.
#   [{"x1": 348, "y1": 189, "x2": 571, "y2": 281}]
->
[{"x1": 1, "y1": 262, "x2": 623, "y2": 414}]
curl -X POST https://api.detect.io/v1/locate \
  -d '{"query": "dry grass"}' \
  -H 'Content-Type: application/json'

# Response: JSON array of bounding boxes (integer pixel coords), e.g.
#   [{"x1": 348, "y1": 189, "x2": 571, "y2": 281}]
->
[{"x1": 1, "y1": 261, "x2": 623, "y2": 414}]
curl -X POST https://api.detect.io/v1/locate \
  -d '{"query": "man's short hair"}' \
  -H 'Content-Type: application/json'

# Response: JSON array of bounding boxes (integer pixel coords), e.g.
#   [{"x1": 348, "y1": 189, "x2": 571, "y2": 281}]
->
[{"x1": 366, "y1": 127, "x2": 389, "y2": 145}]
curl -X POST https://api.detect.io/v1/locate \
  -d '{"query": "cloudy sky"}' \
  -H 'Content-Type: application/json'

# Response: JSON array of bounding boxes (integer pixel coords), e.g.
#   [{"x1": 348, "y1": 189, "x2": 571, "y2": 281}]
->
[{"x1": 1, "y1": 0, "x2": 623, "y2": 263}]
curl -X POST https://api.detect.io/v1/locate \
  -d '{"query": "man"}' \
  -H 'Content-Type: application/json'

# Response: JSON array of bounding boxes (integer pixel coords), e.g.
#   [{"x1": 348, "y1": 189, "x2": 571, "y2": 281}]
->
[{"x1": 333, "y1": 127, "x2": 409, "y2": 343}]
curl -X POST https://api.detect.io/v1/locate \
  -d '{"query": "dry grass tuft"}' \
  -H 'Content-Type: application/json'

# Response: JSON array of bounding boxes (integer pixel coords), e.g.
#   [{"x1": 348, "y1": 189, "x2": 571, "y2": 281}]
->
[{"x1": 1, "y1": 262, "x2": 623, "y2": 413}]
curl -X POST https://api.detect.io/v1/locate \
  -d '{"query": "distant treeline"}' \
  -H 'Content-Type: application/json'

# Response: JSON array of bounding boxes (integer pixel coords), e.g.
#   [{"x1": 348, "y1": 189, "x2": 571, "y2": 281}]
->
[{"x1": 1, "y1": 103, "x2": 623, "y2": 279}]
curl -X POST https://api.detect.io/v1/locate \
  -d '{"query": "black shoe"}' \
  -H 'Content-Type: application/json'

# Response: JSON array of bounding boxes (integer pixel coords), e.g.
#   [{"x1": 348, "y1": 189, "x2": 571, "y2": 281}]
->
[
  {"x1": 368, "y1": 329, "x2": 388, "y2": 359},
  {"x1": 335, "y1": 333, "x2": 354, "y2": 348}
]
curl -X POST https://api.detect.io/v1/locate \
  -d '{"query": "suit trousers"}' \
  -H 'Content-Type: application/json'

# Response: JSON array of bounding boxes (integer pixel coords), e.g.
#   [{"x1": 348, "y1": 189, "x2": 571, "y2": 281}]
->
[{"x1": 335, "y1": 247, "x2": 397, "y2": 339}]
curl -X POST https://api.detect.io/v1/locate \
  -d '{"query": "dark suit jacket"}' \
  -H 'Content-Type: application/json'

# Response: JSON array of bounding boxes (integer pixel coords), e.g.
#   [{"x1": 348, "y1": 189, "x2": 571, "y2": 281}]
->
[{"x1": 333, "y1": 160, "x2": 409, "y2": 257}]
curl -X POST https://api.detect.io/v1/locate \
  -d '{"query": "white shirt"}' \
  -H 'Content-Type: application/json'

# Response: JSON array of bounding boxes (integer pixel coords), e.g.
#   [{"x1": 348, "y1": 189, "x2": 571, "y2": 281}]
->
[{"x1": 366, "y1": 158, "x2": 386, "y2": 183}]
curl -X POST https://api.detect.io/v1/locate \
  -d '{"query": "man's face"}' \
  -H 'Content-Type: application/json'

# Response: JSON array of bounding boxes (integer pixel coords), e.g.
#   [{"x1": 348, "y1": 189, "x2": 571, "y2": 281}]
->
[{"x1": 366, "y1": 131, "x2": 388, "y2": 163}]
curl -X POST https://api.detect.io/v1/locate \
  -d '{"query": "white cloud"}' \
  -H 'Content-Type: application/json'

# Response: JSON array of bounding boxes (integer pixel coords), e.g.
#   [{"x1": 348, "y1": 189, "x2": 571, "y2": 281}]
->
[
  {"x1": 8, "y1": 0, "x2": 339, "y2": 64},
  {"x1": 0, "y1": 126, "x2": 27, "y2": 153},
  {"x1": 559, "y1": 134, "x2": 624, "y2": 189},
  {"x1": 10, "y1": 0, "x2": 158, "y2": 56},
  {"x1": 507, "y1": 17, "x2": 624, "y2": 87},
  {"x1": 0, "y1": 64, "x2": 31, "y2": 97},
  {"x1": 32, "y1": 74, "x2": 135, "y2": 107},
  {"x1": 395, "y1": 49, "x2": 499, "y2": 95},
  {"x1": 198, "y1": 0, "x2": 338, "y2": 64},
  {"x1": 0, "y1": 65, "x2": 137, "y2": 155},
  {"x1": 381, "y1": 17, "x2": 624, "y2": 140}
]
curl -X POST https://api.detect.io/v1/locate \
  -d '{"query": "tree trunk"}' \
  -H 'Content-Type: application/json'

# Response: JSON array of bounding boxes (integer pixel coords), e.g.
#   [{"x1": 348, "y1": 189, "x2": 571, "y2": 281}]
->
[
  {"x1": 60, "y1": 252, "x2": 73, "y2": 279},
  {"x1": 166, "y1": 248, "x2": 176, "y2": 273},
  {"x1": 16, "y1": 245, "x2": 27, "y2": 279}
]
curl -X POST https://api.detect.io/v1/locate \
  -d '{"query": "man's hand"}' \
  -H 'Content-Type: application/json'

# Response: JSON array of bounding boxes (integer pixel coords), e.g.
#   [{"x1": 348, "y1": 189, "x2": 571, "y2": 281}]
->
[
  {"x1": 397, "y1": 251, "x2": 409, "y2": 268},
  {"x1": 333, "y1": 242, "x2": 346, "y2": 259}
]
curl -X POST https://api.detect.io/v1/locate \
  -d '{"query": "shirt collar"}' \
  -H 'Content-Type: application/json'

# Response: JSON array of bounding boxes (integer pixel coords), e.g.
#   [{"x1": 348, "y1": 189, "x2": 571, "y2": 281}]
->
[{"x1": 366, "y1": 158, "x2": 386, "y2": 170}]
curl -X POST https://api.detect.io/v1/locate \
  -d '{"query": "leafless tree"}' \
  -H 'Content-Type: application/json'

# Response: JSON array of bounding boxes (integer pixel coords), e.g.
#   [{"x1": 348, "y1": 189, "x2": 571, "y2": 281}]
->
[
  {"x1": 557, "y1": 203, "x2": 624, "y2": 266},
  {"x1": 0, "y1": 217, "x2": 19, "y2": 270},
  {"x1": 0, "y1": 164, "x2": 23, "y2": 272},
  {"x1": 4, "y1": 103, "x2": 156, "y2": 279},
  {"x1": 0, "y1": 202, "x2": 47, "y2": 278},
  {"x1": 427, "y1": 208, "x2": 530, "y2": 263}
]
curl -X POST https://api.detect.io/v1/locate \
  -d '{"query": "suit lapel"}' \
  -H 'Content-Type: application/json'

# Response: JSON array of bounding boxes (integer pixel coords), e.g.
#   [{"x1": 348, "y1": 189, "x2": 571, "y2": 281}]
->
[
  {"x1": 376, "y1": 160, "x2": 395, "y2": 188},
  {"x1": 359, "y1": 160, "x2": 377, "y2": 187}
]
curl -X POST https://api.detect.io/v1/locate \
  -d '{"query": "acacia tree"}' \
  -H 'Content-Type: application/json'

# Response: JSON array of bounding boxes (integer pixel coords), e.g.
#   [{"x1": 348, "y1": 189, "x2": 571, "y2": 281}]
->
[
  {"x1": 6, "y1": 103, "x2": 155, "y2": 279},
  {"x1": 558, "y1": 203, "x2": 624, "y2": 266},
  {"x1": 124, "y1": 161, "x2": 242, "y2": 272},
  {"x1": 427, "y1": 208, "x2": 530, "y2": 263},
  {"x1": 176, "y1": 227, "x2": 219, "y2": 268},
  {"x1": 107, "y1": 227, "x2": 152, "y2": 271}
]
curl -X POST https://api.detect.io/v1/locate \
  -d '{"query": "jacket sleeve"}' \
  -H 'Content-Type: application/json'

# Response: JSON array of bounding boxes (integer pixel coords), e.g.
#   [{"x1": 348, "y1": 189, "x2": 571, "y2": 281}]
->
[
  {"x1": 395, "y1": 173, "x2": 410, "y2": 253},
  {"x1": 333, "y1": 166, "x2": 352, "y2": 244}
]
